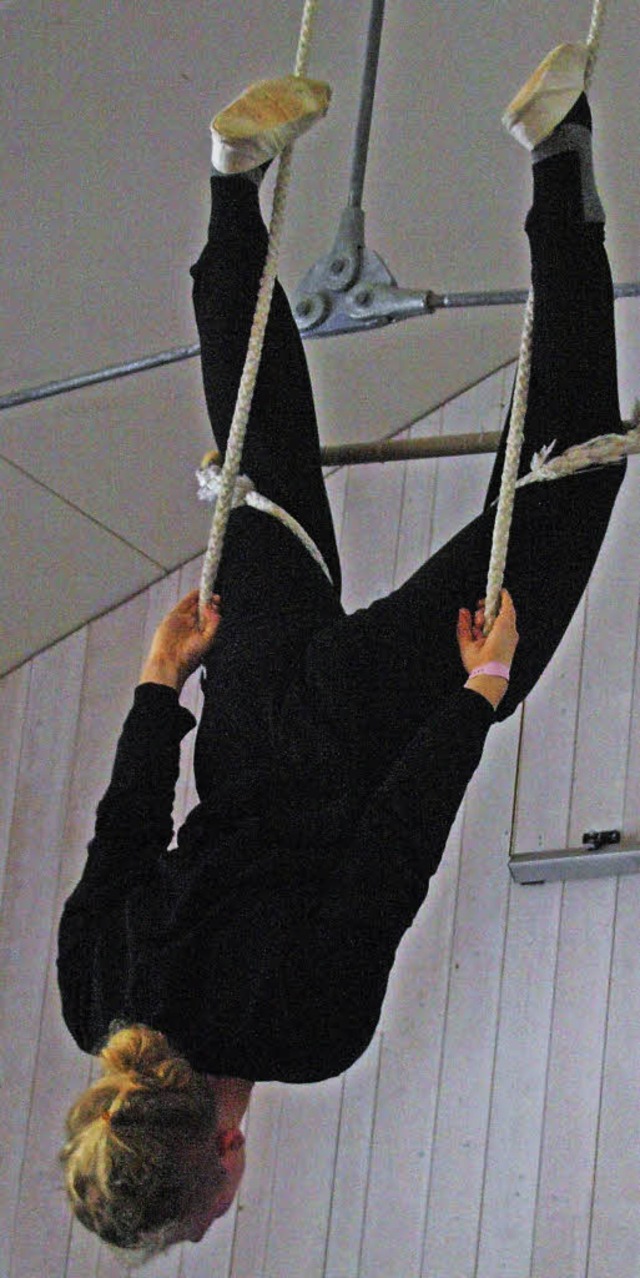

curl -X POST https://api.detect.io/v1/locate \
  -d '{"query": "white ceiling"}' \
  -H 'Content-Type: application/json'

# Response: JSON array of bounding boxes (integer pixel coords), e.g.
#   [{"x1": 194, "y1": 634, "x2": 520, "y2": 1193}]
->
[{"x1": 1, "y1": 0, "x2": 638, "y2": 674}]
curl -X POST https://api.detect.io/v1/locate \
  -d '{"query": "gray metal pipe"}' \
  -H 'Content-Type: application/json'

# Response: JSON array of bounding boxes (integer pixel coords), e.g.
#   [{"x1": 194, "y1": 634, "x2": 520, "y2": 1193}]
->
[
  {"x1": 0, "y1": 344, "x2": 200, "y2": 412},
  {"x1": 432, "y1": 280, "x2": 640, "y2": 311},
  {"x1": 348, "y1": 0, "x2": 386, "y2": 209},
  {"x1": 1, "y1": 282, "x2": 638, "y2": 413}
]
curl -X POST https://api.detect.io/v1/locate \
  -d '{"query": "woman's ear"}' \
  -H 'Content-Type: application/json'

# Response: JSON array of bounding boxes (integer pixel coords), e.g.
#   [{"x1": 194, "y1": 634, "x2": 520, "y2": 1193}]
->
[{"x1": 217, "y1": 1128, "x2": 244, "y2": 1158}]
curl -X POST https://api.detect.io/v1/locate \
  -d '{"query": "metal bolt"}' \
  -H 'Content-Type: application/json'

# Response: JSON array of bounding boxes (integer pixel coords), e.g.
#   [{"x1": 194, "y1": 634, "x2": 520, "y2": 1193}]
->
[
  {"x1": 355, "y1": 288, "x2": 372, "y2": 307},
  {"x1": 330, "y1": 257, "x2": 347, "y2": 275},
  {"x1": 296, "y1": 298, "x2": 313, "y2": 318}
]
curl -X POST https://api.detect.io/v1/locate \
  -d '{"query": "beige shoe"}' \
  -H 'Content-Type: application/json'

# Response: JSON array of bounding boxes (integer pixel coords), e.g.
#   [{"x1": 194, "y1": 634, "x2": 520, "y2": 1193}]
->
[
  {"x1": 211, "y1": 73, "x2": 332, "y2": 173},
  {"x1": 502, "y1": 43, "x2": 589, "y2": 150}
]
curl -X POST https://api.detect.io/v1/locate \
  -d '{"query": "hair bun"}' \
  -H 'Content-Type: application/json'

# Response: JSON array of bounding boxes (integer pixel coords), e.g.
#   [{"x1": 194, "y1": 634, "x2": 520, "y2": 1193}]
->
[{"x1": 100, "y1": 1024, "x2": 171, "y2": 1079}]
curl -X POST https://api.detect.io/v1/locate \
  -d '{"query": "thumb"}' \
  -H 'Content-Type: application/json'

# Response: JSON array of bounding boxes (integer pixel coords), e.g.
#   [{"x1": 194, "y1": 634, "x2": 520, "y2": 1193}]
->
[{"x1": 199, "y1": 597, "x2": 221, "y2": 633}]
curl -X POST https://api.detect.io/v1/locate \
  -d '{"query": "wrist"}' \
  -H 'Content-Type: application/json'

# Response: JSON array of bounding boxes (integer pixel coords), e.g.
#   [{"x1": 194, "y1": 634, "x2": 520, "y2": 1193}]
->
[
  {"x1": 465, "y1": 673, "x2": 508, "y2": 710},
  {"x1": 139, "y1": 655, "x2": 184, "y2": 693},
  {"x1": 468, "y1": 661, "x2": 511, "y2": 681}
]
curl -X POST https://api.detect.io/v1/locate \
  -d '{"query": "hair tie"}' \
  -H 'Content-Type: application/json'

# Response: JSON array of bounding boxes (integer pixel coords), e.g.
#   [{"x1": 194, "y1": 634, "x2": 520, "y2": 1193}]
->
[{"x1": 100, "y1": 1110, "x2": 112, "y2": 1125}]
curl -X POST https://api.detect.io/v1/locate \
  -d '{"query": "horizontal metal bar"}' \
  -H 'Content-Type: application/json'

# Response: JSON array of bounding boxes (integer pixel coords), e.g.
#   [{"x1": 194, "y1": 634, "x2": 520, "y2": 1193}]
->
[
  {"x1": 320, "y1": 430, "x2": 502, "y2": 464},
  {"x1": 509, "y1": 844, "x2": 640, "y2": 884},
  {"x1": 0, "y1": 345, "x2": 201, "y2": 412},
  {"x1": 200, "y1": 418, "x2": 636, "y2": 470},
  {"x1": 2, "y1": 283, "x2": 637, "y2": 414},
  {"x1": 430, "y1": 281, "x2": 640, "y2": 311}
]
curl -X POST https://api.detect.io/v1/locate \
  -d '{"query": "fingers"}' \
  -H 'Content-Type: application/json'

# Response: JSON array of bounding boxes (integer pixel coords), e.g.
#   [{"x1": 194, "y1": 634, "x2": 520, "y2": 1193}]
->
[{"x1": 457, "y1": 607, "x2": 472, "y2": 640}]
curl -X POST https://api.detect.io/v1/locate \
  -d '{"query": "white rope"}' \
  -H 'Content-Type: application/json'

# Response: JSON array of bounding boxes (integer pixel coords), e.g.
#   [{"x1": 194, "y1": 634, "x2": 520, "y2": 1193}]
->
[
  {"x1": 483, "y1": 0, "x2": 609, "y2": 633},
  {"x1": 514, "y1": 402, "x2": 640, "y2": 487},
  {"x1": 585, "y1": 0, "x2": 609, "y2": 89},
  {"x1": 197, "y1": 461, "x2": 334, "y2": 584},
  {"x1": 198, "y1": 0, "x2": 320, "y2": 619}
]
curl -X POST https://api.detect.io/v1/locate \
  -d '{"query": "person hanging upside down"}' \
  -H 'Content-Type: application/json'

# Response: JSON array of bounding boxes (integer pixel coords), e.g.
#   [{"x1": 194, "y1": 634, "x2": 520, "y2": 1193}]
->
[{"x1": 57, "y1": 45, "x2": 626, "y2": 1264}]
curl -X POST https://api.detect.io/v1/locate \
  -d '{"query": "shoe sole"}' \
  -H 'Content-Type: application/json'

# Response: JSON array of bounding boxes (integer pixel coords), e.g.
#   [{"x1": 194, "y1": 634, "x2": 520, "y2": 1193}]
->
[
  {"x1": 502, "y1": 42, "x2": 588, "y2": 149},
  {"x1": 211, "y1": 74, "x2": 331, "y2": 172}
]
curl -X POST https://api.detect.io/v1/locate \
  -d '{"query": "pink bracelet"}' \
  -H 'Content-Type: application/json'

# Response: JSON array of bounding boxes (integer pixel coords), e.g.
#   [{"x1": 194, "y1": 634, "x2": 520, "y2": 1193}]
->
[{"x1": 468, "y1": 662, "x2": 511, "y2": 681}]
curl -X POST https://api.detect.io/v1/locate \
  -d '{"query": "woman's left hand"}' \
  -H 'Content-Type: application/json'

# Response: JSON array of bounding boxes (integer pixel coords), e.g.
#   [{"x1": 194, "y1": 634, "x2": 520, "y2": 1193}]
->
[
  {"x1": 139, "y1": 590, "x2": 222, "y2": 692},
  {"x1": 457, "y1": 588, "x2": 519, "y2": 674}
]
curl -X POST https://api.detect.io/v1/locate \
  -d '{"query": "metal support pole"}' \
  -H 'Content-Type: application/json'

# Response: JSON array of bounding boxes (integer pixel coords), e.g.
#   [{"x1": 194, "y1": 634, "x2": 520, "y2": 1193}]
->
[
  {"x1": 0, "y1": 344, "x2": 200, "y2": 412},
  {"x1": 348, "y1": 0, "x2": 386, "y2": 209}
]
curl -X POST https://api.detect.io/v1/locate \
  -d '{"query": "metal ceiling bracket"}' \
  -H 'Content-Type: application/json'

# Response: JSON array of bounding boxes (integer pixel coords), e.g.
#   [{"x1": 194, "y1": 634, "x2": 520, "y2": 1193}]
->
[
  {"x1": 508, "y1": 829, "x2": 640, "y2": 885},
  {"x1": 294, "y1": 207, "x2": 430, "y2": 337}
]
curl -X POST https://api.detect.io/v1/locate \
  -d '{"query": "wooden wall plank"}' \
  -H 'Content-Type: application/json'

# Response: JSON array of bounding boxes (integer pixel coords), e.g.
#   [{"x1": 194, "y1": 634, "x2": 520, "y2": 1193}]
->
[
  {"x1": 33, "y1": 586, "x2": 189, "y2": 1278},
  {"x1": 261, "y1": 1083, "x2": 342, "y2": 1278},
  {"x1": 0, "y1": 663, "x2": 30, "y2": 905},
  {"x1": 476, "y1": 600, "x2": 586, "y2": 1277},
  {"x1": 356, "y1": 389, "x2": 467, "y2": 1277},
  {"x1": 229, "y1": 1084, "x2": 286, "y2": 1278},
  {"x1": 419, "y1": 712, "x2": 520, "y2": 1278},
  {"x1": 531, "y1": 462, "x2": 640, "y2": 1278},
  {"x1": 338, "y1": 460, "x2": 407, "y2": 612},
  {"x1": 360, "y1": 812, "x2": 465, "y2": 1278},
  {"x1": 356, "y1": 370, "x2": 511, "y2": 1278},
  {"x1": 175, "y1": 558, "x2": 207, "y2": 835},
  {"x1": 585, "y1": 462, "x2": 640, "y2": 1278},
  {"x1": 1, "y1": 631, "x2": 87, "y2": 1278},
  {"x1": 323, "y1": 1039, "x2": 382, "y2": 1278},
  {"x1": 325, "y1": 466, "x2": 349, "y2": 551}
]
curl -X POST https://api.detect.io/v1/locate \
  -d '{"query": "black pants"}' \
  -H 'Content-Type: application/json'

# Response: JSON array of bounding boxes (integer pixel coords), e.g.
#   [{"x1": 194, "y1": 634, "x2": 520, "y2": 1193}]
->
[{"x1": 190, "y1": 164, "x2": 625, "y2": 754}]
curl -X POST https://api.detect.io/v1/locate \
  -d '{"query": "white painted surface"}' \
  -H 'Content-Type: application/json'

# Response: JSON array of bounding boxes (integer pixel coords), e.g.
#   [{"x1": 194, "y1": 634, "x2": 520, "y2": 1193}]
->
[{"x1": 1, "y1": 332, "x2": 640, "y2": 1277}]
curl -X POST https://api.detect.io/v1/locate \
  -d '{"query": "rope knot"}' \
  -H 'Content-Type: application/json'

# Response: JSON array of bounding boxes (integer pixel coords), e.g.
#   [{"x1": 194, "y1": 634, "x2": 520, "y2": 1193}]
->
[
  {"x1": 196, "y1": 463, "x2": 255, "y2": 508},
  {"x1": 529, "y1": 440, "x2": 557, "y2": 472}
]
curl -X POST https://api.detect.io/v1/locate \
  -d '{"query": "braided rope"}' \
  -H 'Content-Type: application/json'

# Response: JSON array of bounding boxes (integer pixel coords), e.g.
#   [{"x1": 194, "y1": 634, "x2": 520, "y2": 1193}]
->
[
  {"x1": 483, "y1": 0, "x2": 609, "y2": 633},
  {"x1": 484, "y1": 289, "x2": 534, "y2": 629},
  {"x1": 585, "y1": 0, "x2": 609, "y2": 89},
  {"x1": 198, "y1": 0, "x2": 320, "y2": 618},
  {"x1": 516, "y1": 401, "x2": 640, "y2": 486}
]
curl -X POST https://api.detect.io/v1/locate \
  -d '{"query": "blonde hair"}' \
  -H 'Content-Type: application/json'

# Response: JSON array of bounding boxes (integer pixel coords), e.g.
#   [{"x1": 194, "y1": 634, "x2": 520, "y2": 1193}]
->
[{"x1": 59, "y1": 1023, "x2": 221, "y2": 1266}]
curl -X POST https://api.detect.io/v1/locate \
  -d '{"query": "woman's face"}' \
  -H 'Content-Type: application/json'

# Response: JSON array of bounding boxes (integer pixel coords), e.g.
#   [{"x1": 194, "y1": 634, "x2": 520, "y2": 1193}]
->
[{"x1": 179, "y1": 1131, "x2": 247, "y2": 1243}]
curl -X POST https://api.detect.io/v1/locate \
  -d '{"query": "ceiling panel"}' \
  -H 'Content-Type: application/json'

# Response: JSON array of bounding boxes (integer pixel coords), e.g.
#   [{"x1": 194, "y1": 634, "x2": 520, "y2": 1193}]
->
[{"x1": 1, "y1": 460, "x2": 162, "y2": 674}]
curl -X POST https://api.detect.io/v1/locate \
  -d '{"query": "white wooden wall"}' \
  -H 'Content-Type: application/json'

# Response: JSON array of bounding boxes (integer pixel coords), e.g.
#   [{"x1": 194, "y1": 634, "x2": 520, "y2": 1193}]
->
[{"x1": 2, "y1": 299, "x2": 639, "y2": 1278}]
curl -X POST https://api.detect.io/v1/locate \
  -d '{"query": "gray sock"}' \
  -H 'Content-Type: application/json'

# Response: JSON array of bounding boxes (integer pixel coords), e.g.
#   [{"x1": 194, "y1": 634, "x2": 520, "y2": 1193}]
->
[{"x1": 533, "y1": 123, "x2": 605, "y2": 222}]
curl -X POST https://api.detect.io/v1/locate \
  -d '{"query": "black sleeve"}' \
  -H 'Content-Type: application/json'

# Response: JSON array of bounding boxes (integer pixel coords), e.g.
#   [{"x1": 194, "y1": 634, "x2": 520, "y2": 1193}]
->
[
  {"x1": 275, "y1": 688, "x2": 496, "y2": 1077},
  {"x1": 59, "y1": 683, "x2": 196, "y2": 921},
  {"x1": 57, "y1": 684, "x2": 197, "y2": 1052}
]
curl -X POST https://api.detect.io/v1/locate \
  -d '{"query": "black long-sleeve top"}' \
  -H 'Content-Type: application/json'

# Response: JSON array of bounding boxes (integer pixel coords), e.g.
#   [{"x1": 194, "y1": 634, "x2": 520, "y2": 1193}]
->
[{"x1": 57, "y1": 676, "x2": 494, "y2": 1084}]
